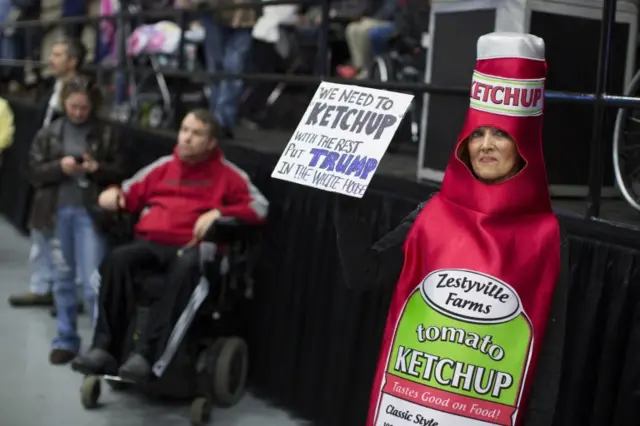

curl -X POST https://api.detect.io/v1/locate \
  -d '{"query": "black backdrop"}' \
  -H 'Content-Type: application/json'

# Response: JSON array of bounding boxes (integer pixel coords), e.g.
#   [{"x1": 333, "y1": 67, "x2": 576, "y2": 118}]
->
[{"x1": 3, "y1": 100, "x2": 640, "y2": 426}]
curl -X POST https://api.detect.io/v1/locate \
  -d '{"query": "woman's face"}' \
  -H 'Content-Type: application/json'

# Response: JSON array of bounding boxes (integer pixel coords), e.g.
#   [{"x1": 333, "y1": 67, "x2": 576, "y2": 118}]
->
[
  {"x1": 64, "y1": 92, "x2": 91, "y2": 124},
  {"x1": 466, "y1": 126, "x2": 520, "y2": 183}
]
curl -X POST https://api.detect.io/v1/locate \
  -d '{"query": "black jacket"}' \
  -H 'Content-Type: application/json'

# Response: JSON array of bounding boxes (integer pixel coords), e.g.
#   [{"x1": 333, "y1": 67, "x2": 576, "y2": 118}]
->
[
  {"x1": 334, "y1": 194, "x2": 570, "y2": 426},
  {"x1": 27, "y1": 116, "x2": 125, "y2": 235}
]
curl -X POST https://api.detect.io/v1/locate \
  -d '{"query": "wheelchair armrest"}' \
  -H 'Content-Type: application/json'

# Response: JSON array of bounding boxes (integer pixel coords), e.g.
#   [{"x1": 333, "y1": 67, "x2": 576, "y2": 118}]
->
[{"x1": 203, "y1": 217, "x2": 256, "y2": 244}]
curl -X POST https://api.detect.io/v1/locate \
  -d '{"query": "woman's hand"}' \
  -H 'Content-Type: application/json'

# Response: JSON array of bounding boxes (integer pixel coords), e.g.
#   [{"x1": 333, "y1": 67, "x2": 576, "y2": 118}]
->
[
  {"x1": 60, "y1": 156, "x2": 82, "y2": 175},
  {"x1": 193, "y1": 209, "x2": 222, "y2": 241},
  {"x1": 82, "y1": 153, "x2": 99, "y2": 173}
]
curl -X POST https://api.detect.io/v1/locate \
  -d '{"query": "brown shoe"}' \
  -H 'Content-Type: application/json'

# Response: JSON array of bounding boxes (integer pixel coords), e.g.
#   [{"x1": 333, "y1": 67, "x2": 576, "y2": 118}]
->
[
  {"x1": 49, "y1": 349, "x2": 76, "y2": 365},
  {"x1": 8, "y1": 292, "x2": 53, "y2": 307}
]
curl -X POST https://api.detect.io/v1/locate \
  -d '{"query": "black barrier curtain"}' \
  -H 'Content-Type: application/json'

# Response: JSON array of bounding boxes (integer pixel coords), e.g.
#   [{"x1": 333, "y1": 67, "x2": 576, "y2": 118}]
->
[
  {"x1": 553, "y1": 235, "x2": 640, "y2": 426},
  {"x1": 2, "y1": 101, "x2": 640, "y2": 426}
]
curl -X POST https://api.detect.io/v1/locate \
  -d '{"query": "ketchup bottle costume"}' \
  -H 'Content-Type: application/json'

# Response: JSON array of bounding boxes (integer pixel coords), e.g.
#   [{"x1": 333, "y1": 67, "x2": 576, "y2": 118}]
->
[{"x1": 335, "y1": 33, "x2": 570, "y2": 426}]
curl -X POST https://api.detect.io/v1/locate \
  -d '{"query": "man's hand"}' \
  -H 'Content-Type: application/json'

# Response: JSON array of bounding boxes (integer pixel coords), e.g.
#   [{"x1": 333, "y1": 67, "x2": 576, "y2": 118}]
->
[
  {"x1": 98, "y1": 187, "x2": 125, "y2": 211},
  {"x1": 82, "y1": 153, "x2": 99, "y2": 173},
  {"x1": 193, "y1": 209, "x2": 222, "y2": 241},
  {"x1": 61, "y1": 156, "x2": 82, "y2": 175}
]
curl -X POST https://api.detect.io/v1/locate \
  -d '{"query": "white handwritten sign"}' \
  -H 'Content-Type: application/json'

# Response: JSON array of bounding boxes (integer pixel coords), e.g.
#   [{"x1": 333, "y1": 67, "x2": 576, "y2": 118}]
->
[{"x1": 271, "y1": 82, "x2": 414, "y2": 198}]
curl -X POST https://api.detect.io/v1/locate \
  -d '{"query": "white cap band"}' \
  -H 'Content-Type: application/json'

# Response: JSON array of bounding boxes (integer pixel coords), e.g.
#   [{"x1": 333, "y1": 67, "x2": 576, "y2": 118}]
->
[{"x1": 477, "y1": 32, "x2": 545, "y2": 61}]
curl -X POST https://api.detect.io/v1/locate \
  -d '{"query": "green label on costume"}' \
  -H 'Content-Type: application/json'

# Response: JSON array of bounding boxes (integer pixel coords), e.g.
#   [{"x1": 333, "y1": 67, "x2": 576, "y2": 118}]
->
[{"x1": 373, "y1": 269, "x2": 533, "y2": 426}]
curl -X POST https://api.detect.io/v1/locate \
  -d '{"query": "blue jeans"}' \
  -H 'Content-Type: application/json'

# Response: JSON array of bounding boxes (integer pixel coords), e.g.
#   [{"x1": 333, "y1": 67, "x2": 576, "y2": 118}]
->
[
  {"x1": 28, "y1": 229, "x2": 54, "y2": 295},
  {"x1": 368, "y1": 23, "x2": 395, "y2": 56},
  {"x1": 29, "y1": 229, "x2": 83, "y2": 296},
  {"x1": 200, "y1": 17, "x2": 252, "y2": 129},
  {"x1": 51, "y1": 206, "x2": 106, "y2": 353}
]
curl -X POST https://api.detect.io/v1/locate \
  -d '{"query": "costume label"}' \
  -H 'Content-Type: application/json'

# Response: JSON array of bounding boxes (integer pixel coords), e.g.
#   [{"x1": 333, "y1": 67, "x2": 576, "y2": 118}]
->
[
  {"x1": 374, "y1": 269, "x2": 533, "y2": 426},
  {"x1": 470, "y1": 71, "x2": 544, "y2": 117}
]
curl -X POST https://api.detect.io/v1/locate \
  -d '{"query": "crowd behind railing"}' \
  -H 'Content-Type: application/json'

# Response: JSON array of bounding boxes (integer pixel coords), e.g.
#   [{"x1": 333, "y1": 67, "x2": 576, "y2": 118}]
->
[{"x1": 0, "y1": 0, "x2": 430, "y2": 137}]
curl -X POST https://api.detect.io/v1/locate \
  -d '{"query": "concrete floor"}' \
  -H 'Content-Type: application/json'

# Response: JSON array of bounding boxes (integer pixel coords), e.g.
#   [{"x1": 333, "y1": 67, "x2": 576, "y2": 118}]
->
[{"x1": 0, "y1": 220, "x2": 304, "y2": 426}]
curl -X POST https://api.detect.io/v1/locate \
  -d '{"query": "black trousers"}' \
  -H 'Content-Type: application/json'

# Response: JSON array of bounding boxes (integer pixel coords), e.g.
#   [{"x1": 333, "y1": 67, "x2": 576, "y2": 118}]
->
[
  {"x1": 92, "y1": 239, "x2": 202, "y2": 364},
  {"x1": 242, "y1": 39, "x2": 283, "y2": 121}
]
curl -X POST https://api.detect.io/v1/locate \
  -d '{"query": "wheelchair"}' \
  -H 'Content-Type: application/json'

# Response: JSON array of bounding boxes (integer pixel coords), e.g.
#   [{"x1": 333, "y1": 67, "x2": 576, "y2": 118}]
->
[
  {"x1": 79, "y1": 217, "x2": 261, "y2": 426},
  {"x1": 369, "y1": 33, "x2": 426, "y2": 145}
]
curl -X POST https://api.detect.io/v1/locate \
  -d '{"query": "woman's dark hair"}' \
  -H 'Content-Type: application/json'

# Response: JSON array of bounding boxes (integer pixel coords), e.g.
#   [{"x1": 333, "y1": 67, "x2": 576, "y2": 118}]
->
[{"x1": 60, "y1": 76, "x2": 104, "y2": 116}]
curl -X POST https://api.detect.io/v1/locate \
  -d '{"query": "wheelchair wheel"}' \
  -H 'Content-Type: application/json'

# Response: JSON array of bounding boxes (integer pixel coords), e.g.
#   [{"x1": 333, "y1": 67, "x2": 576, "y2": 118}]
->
[
  {"x1": 80, "y1": 375, "x2": 101, "y2": 409},
  {"x1": 212, "y1": 337, "x2": 248, "y2": 407},
  {"x1": 614, "y1": 70, "x2": 640, "y2": 212},
  {"x1": 370, "y1": 55, "x2": 395, "y2": 82},
  {"x1": 190, "y1": 396, "x2": 212, "y2": 426}
]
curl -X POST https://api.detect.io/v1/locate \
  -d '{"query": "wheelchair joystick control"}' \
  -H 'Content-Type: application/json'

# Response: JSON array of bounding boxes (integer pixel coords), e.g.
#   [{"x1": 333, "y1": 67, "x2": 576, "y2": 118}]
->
[{"x1": 212, "y1": 311, "x2": 221, "y2": 320}]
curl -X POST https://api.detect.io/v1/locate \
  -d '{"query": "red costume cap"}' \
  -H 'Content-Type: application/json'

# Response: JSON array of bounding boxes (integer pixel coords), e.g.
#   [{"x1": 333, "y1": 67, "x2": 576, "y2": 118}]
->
[{"x1": 440, "y1": 33, "x2": 551, "y2": 216}]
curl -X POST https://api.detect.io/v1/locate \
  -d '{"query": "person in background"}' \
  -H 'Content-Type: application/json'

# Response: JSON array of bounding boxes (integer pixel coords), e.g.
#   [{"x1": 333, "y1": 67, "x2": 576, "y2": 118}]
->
[
  {"x1": 366, "y1": 14, "x2": 395, "y2": 58},
  {"x1": 27, "y1": 76, "x2": 124, "y2": 365},
  {"x1": 295, "y1": 0, "x2": 364, "y2": 74},
  {"x1": 368, "y1": 0, "x2": 429, "y2": 57},
  {"x1": 5, "y1": 0, "x2": 42, "y2": 91},
  {"x1": 71, "y1": 109, "x2": 268, "y2": 381},
  {"x1": 39, "y1": 37, "x2": 87, "y2": 126},
  {"x1": 199, "y1": 0, "x2": 258, "y2": 139},
  {"x1": 241, "y1": 0, "x2": 298, "y2": 127},
  {"x1": 336, "y1": 0, "x2": 399, "y2": 79},
  {"x1": 0, "y1": 97, "x2": 14, "y2": 163},
  {"x1": 8, "y1": 37, "x2": 87, "y2": 310}
]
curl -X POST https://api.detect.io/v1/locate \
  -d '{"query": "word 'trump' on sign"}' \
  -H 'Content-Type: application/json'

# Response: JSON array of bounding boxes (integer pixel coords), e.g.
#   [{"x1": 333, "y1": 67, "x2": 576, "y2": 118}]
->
[{"x1": 271, "y1": 81, "x2": 414, "y2": 198}]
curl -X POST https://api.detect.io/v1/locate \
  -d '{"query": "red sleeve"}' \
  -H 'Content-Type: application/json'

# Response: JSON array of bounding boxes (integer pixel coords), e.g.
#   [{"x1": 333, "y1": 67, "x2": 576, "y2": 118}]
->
[
  {"x1": 120, "y1": 156, "x2": 172, "y2": 213},
  {"x1": 218, "y1": 160, "x2": 269, "y2": 224}
]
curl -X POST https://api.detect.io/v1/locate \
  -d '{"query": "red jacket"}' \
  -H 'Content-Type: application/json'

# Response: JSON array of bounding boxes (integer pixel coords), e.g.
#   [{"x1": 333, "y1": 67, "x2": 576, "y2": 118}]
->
[{"x1": 120, "y1": 147, "x2": 268, "y2": 246}]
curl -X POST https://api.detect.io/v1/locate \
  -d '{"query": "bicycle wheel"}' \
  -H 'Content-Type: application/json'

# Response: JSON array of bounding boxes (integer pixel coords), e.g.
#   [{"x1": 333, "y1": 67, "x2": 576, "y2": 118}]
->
[{"x1": 613, "y1": 70, "x2": 640, "y2": 211}]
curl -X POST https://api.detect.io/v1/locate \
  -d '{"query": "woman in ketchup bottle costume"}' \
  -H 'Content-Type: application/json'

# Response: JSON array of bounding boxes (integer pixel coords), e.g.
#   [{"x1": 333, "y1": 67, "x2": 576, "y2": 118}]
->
[{"x1": 335, "y1": 33, "x2": 569, "y2": 426}]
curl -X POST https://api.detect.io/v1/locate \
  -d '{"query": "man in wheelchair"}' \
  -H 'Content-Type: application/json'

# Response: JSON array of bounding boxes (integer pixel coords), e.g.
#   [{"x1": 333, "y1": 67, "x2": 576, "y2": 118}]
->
[{"x1": 71, "y1": 108, "x2": 268, "y2": 382}]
